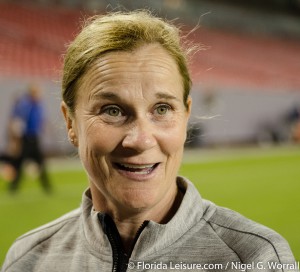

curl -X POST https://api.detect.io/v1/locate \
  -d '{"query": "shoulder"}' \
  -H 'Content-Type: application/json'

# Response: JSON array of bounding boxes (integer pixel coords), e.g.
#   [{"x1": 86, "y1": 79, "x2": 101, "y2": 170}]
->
[
  {"x1": 17, "y1": 208, "x2": 81, "y2": 241},
  {"x1": 2, "y1": 208, "x2": 81, "y2": 271},
  {"x1": 202, "y1": 200, "x2": 296, "y2": 263}
]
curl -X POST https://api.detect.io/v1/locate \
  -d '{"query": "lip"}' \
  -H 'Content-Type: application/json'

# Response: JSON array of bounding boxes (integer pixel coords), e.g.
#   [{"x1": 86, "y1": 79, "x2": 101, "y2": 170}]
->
[{"x1": 112, "y1": 162, "x2": 160, "y2": 181}]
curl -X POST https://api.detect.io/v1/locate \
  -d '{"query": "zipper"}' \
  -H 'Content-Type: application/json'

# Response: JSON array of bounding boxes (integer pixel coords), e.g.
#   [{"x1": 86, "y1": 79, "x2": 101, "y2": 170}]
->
[{"x1": 98, "y1": 213, "x2": 149, "y2": 272}]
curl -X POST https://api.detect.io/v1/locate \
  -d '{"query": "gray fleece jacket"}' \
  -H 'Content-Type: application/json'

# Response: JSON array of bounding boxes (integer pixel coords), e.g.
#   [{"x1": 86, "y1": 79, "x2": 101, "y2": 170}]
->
[{"x1": 1, "y1": 177, "x2": 298, "y2": 272}]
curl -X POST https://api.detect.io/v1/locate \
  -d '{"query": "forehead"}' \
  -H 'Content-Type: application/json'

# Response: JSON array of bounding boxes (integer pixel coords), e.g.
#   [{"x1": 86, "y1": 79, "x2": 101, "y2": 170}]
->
[
  {"x1": 100, "y1": 43, "x2": 178, "y2": 68},
  {"x1": 77, "y1": 44, "x2": 183, "y2": 95}
]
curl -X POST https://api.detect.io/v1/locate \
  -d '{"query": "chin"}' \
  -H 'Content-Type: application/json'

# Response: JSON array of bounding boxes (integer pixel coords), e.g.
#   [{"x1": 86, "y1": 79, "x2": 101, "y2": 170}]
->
[{"x1": 116, "y1": 188, "x2": 159, "y2": 211}]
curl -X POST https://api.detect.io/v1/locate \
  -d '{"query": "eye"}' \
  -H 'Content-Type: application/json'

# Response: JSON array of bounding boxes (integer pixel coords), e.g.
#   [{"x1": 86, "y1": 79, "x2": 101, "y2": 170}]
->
[
  {"x1": 155, "y1": 104, "x2": 171, "y2": 115},
  {"x1": 103, "y1": 106, "x2": 122, "y2": 117}
]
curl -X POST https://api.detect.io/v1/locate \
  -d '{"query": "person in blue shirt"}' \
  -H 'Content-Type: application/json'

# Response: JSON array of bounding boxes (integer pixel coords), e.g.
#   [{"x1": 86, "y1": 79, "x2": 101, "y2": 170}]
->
[{"x1": 8, "y1": 84, "x2": 51, "y2": 193}]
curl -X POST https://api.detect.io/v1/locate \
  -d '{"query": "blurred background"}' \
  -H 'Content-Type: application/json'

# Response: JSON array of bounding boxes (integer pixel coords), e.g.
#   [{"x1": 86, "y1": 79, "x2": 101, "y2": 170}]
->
[
  {"x1": 1, "y1": 0, "x2": 300, "y2": 151},
  {"x1": 0, "y1": 0, "x2": 299, "y2": 263}
]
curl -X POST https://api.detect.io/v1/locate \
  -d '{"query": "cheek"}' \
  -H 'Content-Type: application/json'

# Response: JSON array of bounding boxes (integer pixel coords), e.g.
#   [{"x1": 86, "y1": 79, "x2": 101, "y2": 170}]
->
[
  {"x1": 77, "y1": 121, "x2": 118, "y2": 155},
  {"x1": 77, "y1": 126, "x2": 119, "y2": 184},
  {"x1": 76, "y1": 122, "x2": 121, "y2": 178},
  {"x1": 159, "y1": 120, "x2": 188, "y2": 153}
]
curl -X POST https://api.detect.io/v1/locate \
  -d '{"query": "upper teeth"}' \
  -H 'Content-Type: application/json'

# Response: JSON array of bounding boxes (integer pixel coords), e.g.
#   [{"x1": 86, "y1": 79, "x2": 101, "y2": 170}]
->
[{"x1": 120, "y1": 163, "x2": 154, "y2": 169}]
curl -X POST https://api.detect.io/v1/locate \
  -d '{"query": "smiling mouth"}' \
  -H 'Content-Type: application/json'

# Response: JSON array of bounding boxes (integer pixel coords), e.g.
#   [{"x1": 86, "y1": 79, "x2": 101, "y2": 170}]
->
[{"x1": 114, "y1": 163, "x2": 159, "y2": 175}]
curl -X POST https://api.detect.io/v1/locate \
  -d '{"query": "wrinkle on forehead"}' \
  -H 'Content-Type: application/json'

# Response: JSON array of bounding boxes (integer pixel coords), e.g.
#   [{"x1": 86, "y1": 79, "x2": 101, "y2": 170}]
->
[
  {"x1": 95, "y1": 47, "x2": 178, "y2": 76},
  {"x1": 77, "y1": 43, "x2": 183, "y2": 103}
]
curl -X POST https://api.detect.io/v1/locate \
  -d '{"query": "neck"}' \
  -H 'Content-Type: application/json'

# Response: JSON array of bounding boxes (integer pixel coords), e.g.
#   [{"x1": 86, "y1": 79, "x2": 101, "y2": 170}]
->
[{"x1": 91, "y1": 186, "x2": 184, "y2": 253}]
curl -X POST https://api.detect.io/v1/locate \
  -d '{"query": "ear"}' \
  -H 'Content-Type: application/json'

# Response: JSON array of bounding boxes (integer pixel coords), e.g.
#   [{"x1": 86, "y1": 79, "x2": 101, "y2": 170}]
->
[
  {"x1": 186, "y1": 96, "x2": 192, "y2": 118},
  {"x1": 61, "y1": 101, "x2": 78, "y2": 147}
]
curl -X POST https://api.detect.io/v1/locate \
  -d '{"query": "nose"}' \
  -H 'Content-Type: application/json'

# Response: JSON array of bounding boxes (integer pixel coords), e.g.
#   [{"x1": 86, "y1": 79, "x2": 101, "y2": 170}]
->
[{"x1": 122, "y1": 119, "x2": 157, "y2": 152}]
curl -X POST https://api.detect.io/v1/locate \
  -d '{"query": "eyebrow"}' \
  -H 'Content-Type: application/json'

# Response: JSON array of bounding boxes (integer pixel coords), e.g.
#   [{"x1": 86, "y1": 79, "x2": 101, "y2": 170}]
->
[
  {"x1": 91, "y1": 91, "x2": 180, "y2": 101},
  {"x1": 155, "y1": 92, "x2": 179, "y2": 101},
  {"x1": 92, "y1": 91, "x2": 120, "y2": 100}
]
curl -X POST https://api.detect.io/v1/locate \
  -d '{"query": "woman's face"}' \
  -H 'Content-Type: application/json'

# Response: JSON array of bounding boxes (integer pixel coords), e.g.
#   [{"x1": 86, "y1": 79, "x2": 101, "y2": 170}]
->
[{"x1": 64, "y1": 43, "x2": 191, "y2": 214}]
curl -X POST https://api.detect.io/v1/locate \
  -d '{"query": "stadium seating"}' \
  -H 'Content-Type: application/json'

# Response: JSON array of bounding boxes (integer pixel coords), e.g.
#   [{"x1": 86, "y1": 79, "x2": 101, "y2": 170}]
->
[
  {"x1": 1, "y1": 2, "x2": 300, "y2": 91},
  {"x1": 0, "y1": 2, "x2": 81, "y2": 79}
]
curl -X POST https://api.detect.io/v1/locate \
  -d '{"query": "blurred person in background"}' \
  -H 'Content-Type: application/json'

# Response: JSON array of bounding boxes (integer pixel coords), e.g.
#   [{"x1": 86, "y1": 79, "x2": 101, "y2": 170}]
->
[
  {"x1": 0, "y1": 95, "x2": 22, "y2": 182},
  {"x1": 286, "y1": 103, "x2": 300, "y2": 142},
  {"x1": 5, "y1": 84, "x2": 51, "y2": 193},
  {"x1": 1, "y1": 11, "x2": 297, "y2": 272}
]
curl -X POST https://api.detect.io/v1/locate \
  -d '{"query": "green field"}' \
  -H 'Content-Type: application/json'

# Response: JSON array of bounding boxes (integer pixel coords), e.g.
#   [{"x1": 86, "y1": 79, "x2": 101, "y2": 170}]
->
[{"x1": 0, "y1": 145, "x2": 299, "y2": 265}]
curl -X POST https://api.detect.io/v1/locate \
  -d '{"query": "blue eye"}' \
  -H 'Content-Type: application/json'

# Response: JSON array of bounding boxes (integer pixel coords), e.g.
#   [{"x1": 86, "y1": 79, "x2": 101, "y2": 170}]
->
[{"x1": 155, "y1": 104, "x2": 170, "y2": 115}]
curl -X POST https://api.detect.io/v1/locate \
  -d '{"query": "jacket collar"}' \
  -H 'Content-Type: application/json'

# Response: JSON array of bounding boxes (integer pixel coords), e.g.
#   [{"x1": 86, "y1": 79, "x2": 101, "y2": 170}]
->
[{"x1": 81, "y1": 176, "x2": 204, "y2": 258}]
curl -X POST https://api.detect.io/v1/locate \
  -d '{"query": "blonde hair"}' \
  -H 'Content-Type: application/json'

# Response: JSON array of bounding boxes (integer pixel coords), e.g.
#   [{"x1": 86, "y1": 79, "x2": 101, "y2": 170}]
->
[{"x1": 62, "y1": 10, "x2": 192, "y2": 114}]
